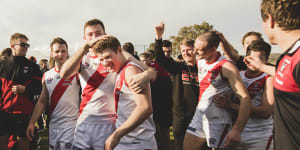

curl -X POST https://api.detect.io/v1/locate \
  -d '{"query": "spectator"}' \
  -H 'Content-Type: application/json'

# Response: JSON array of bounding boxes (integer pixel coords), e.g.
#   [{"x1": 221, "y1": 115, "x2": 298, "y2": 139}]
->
[
  {"x1": 0, "y1": 32, "x2": 42, "y2": 150},
  {"x1": 140, "y1": 52, "x2": 173, "y2": 150},
  {"x1": 154, "y1": 22, "x2": 199, "y2": 150},
  {"x1": 0, "y1": 48, "x2": 12, "y2": 60}
]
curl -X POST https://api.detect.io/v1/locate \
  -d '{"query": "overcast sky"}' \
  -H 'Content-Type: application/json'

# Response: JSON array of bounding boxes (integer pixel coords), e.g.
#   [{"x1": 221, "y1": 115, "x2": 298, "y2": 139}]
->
[{"x1": 0, "y1": 0, "x2": 281, "y2": 61}]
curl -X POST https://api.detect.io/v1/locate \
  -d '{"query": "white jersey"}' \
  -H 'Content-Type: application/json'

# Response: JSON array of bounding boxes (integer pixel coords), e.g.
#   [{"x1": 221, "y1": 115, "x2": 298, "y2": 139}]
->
[
  {"x1": 44, "y1": 68, "x2": 80, "y2": 128},
  {"x1": 197, "y1": 54, "x2": 232, "y2": 124},
  {"x1": 77, "y1": 54, "x2": 117, "y2": 124},
  {"x1": 239, "y1": 71, "x2": 273, "y2": 136},
  {"x1": 114, "y1": 61, "x2": 156, "y2": 143}
]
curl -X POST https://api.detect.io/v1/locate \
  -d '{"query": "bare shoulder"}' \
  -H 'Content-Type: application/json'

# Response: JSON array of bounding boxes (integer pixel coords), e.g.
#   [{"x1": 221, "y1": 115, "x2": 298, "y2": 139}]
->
[
  {"x1": 125, "y1": 65, "x2": 143, "y2": 79},
  {"x1": 222, "y1": 61, "x2": 240, "y2": 78}
]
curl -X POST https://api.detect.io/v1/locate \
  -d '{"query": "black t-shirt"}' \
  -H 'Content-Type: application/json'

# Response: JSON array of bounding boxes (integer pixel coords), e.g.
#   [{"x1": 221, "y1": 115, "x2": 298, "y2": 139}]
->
[{"x1": 273, "y1": 40, "x2": 300, "y2": 150}]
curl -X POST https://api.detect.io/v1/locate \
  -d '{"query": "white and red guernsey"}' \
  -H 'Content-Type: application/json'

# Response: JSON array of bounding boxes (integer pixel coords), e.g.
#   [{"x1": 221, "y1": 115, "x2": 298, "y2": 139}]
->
[
  {"x1": 114, "y1": 61, "x2": 156, "y2": 143},
  {"x1": 77, "y1": 54, "x2": 117, "y2": 124},
  {"x1": 197, "y1": 53, "x2": 233, "y2": 124},
  {"x1": 239, "y1": 71, "x2": 273, "y2": 139},
  {"x1": 44, "y1": 68, "x2": 80, "y2": 128}
]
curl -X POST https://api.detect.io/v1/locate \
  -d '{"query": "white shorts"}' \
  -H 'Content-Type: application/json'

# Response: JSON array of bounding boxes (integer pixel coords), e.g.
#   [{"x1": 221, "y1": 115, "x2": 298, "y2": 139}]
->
[
  {"x1": 233, "y1": 135, "x2": 273, "y2": 150},
  {"x1": 49, "y1": 127, "x2": 75, "y2": 150},
  {"x1": 186, "y1": 109, "x2": 231, "y2": 148},
  {"x1": 72, "y1": 122, "x2": 115, "y2": 150},
  {"x1": 114, "y1": 136, "x2": 157, "y2": 150}
]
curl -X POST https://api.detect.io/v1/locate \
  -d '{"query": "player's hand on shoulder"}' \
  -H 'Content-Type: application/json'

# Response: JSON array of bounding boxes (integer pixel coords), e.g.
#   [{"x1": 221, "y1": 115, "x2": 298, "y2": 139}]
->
[{"x1": 126, "y1": 65, "x2": 148, "y2": 94}]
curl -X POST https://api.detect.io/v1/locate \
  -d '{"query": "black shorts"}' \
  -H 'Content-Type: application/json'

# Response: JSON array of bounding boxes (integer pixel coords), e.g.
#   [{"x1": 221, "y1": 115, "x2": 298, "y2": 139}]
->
[{"x1": 0, "y1": 111, "x2": 30, "y2": 138}]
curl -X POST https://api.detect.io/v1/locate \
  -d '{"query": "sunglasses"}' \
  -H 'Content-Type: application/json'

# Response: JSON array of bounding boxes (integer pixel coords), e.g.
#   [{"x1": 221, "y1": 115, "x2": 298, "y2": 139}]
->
[{"x1": 14, "y1": 43, "x2": 30, "y2": 48}]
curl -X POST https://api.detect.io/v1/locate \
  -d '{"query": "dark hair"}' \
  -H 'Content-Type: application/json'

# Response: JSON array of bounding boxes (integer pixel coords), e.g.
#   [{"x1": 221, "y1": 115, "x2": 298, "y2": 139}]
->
[
  {"x1": 0, "y1": 48, "x2": 12, "y2": 57},
  {"x1": 39, "y1": 59, "x2": 48, "y2": 65},
  {"x1": 10, "y1": 33, "x2": 29, "y2": 45},
  {"x1": 177, "y1": 54, "x2": 183, "y2": 60},
  {"x1": 49, "y1": 37, "x2": 68, "y2": 68},
  {"x1": 122, "y1": 42, "x2": 135, "y2": 55},
  {"x1": 162, "y1": 40, "x2": 172, "y2": 47},
  {"x1": 196, "y1": 31, "x2": 220, "y2": 49},
  {"x1": 50, "y1": 37, "x2": 68, "y2": 50},
  {"x1": 84, "y1": 19, "x2": 105, "y2": 32},
  {"x1": 145, "y1": 50, "x2": 155, "y2": 59},
  {"x1": 93, "y1": 36, "x2": 121, "y2": 53},
  {"x1": 261, "y1": 0, "x2": 300, "y2": 30},
  {"x1": 241, "y1": 31, "x2": 264, "y2": 45},
  {"x1": 139, "y1": 52, "x2": 151, "y2": 59},
  {"x1": 246, "y1": 40, "x2": 271, "y2": 60}
]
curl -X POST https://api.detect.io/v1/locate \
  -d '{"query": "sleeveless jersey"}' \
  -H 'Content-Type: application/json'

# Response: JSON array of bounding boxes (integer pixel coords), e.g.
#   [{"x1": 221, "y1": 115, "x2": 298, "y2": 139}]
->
[
  {"x1": 197, "y1": 54, "x2": 233, "y2": 124},
  {"x1": 77, "y1": 54, "x2": 117, "y2": 124},
  {"x1": 114, "y1": 61, "x2": 156, "y2": 143},
  {"x1": 239, "y1": 71, "x2": 273, "y2": 133},
  {"x1": 43, "y1": 68, "x2": 80, "y2": 128}
]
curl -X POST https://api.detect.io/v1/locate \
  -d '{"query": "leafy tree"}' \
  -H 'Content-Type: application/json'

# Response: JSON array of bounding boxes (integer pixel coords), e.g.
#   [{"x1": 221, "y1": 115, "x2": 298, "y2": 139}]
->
[
  {"x1": 147, "y1": 42, "x2": 155, "y2": 51},
  {"x1": 169, "y1": 21, "x2": 213, "y2": 56}
]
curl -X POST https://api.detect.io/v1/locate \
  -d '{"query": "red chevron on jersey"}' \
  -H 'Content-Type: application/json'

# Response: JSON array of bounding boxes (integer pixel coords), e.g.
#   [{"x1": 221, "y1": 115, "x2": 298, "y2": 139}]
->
[
  {"x1": 80, "y1": 63, "x2": 109, "y2": 114},
  {"x1": 49, "y1": 74, "x2": 76, "y2": 116},
  {"x1": 244, "y1": 72, "x2": 268, "y2": 99},
  {"x1": 198, "y1": 56, "x2": 228, "y2": 102}
]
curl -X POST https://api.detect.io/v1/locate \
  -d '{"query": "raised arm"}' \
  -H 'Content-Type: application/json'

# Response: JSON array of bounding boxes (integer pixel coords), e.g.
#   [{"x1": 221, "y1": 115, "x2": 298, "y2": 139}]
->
[
  {"x1": 154, "y1": 22, "x2": 184, "y2": 74},
  {"x1": 217, "y1": 31, "x2": 240, "y2": 62},
  {"x1": 26, "y1": 82, "x2": 49, "y2": 141},
  {"x1": 60, "y1": 43, "x2": 89, "y2": 79},
  {"x1": 105, "y1": 66, "x2": 152, "y2": 150},
  {"x1": 222, "y1": 62, "x2": 251, "y2": 147},
  {"x1": 60, "y1": 36, "x2": 108, "y2": 79}
]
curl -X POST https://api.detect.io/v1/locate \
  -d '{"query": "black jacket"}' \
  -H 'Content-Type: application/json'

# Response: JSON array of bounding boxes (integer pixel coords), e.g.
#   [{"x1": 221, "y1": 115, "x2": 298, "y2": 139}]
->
[{"x1": 0, "y1": 56, "x2": 42, "y2": 114}]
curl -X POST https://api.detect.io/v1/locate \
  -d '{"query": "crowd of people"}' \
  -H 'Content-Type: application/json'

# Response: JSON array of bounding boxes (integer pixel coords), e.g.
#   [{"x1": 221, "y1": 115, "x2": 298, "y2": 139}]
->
[{"x1": 0, "y1": 0, "x2": 299, "y2": 150}]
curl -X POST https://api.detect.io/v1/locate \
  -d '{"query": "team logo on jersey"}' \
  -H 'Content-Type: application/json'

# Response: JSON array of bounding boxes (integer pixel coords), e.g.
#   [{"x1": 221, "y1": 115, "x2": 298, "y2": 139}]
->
[
  {"x1": 46, "y1": 78, "x2": 53, "y2": 84},
  {"x1": 81, "y1": 62, "x2": 90, "y2": 69},
  {"x1": 100, "y1": 69, "x2": 110, "y2": 74},
  {"x1": 65, "y1": 143, "x2": 72, "y2": 149},
  {"x1": 209, "y1": 70, "x2": 219, "y2": 82},
  {"x1": 209, "y1": 138, "x2": 216, "y2": 145},
  {"x1": 55, "y1": 74, "x2": 60, "y2": 79},
  {"x1": 280, "y1": 60, "x2": 289, "y2": 72},
  {"x1": 23, "y1": 67, "x2": 29, "y2": 74},
  {"x1": 278, "y1": 59, "x2": 290, "y2": 78},
  {"x1": 115, "y1": 90, "x2": 122, "y2": 95}
]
